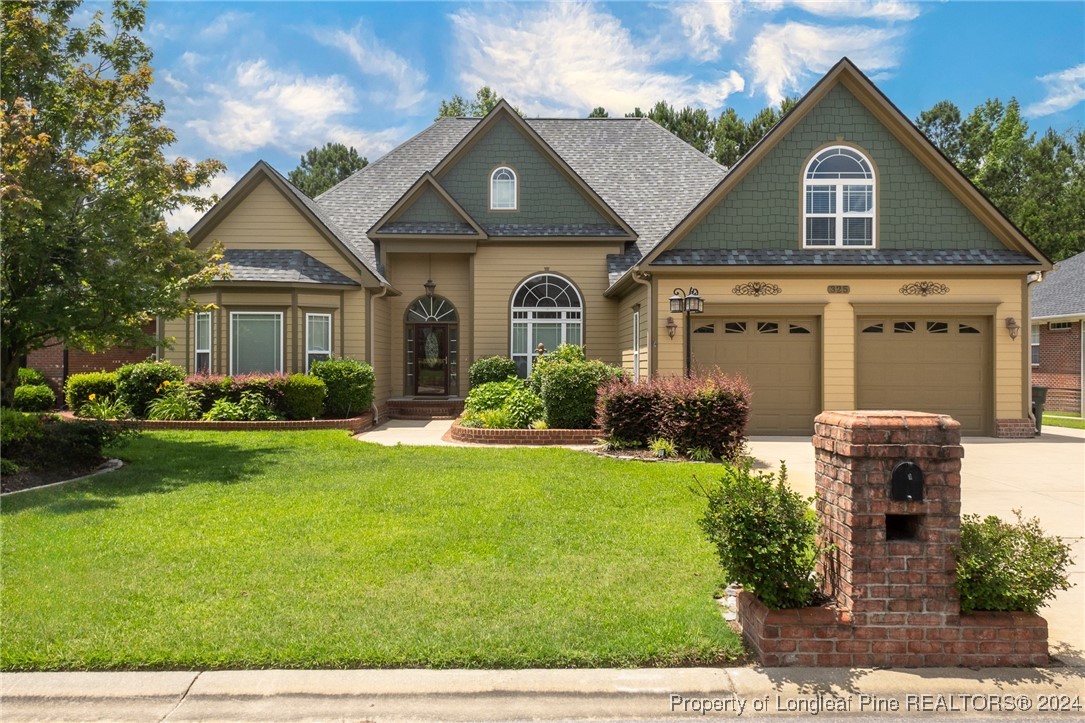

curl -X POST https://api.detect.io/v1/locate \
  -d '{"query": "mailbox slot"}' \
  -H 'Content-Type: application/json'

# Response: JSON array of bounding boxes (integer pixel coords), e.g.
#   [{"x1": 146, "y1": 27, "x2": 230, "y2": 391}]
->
[
  {"x1": 886, "y1": 514, "x2": 921, "y2": 541},
  {"x1": 891, "y1": 461, "x2": 924, "y2": 502}
]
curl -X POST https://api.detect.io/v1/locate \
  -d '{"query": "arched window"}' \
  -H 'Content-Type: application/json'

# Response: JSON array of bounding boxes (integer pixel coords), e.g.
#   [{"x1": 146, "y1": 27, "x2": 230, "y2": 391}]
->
[
  {"x1": 510, "y1": 274, "x2": 582, "y2": 376},
  {"x1": 490, "y1": 166, "x2": 517, "y2": 210},
  {"x1": 804, "y1": 146, "x2": 875, "y2": 248}
]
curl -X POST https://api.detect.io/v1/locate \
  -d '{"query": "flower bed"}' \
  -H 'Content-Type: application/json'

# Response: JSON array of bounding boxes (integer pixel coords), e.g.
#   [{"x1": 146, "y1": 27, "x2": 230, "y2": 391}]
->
[
  {"x1": 450, "y1": 421, "x2": 599, "y2": 445},
  {"x1": 75, "y1": 413, "x2": 373, "y2": 434}
]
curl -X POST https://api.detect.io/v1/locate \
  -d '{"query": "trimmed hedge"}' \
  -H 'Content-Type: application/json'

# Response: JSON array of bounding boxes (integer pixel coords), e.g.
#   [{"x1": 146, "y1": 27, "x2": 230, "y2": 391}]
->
[
  {"x1": 1, "y1": 412, "x2": 135, "y2": 471},
  {"x1": 310, "y1": 358, "x2": 374, "y2": 418},
  {"x1": 463, "y1": 380, "x2": 522, "y2": 414},
  {"x1": 282, "y1": 374, "x2": 326, "y2": 420},
  {"x1": 13, "y1": 384, "x2": 56, "y2": 412},
  {"x1": 596, "y1": 379, "x2": 665, "y2": 445},
  {"x1": 17, "y1": 368, "x2": 48, "y2": 387},
  {"x1": 65, "y1": 372, "x2": 118, "y2": 413},
  {"x1": 115, "y1": 361, "x2": 185, "y2": 418},
  {"x1": 469, "y1": 356, "x2": 517, "y2": 387},
  {"x1": 537, "y1": 356, "x2": 622, "y2": 429}
]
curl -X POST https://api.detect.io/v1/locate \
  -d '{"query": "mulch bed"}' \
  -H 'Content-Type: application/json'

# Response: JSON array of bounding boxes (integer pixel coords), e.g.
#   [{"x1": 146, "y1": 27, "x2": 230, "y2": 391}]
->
[{"x1": 1, "y1": 458, "x2": 108, "y2": 494}]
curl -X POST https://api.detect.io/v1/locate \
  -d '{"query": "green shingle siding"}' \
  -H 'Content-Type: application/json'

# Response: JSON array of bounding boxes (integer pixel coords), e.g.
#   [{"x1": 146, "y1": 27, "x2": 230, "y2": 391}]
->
[
  {"x1": 678, "y1": 84, "x2": 1007, "y2": 252},
  {"x1": 396, "y1": 187, "x2": 463, "y2": 224},
  {"x1": 439, "y1": 117, "x2": 608, "y2": 226}
]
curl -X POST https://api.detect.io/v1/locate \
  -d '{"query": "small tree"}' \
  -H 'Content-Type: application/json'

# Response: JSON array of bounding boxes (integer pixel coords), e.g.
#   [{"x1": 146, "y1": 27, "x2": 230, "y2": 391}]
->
[
  {"x1": 0, "y1": 0, "x2": 225, "y2": 405},
  {"x1": 288, "y1": 142, "x2": 368, "y2": 198}
]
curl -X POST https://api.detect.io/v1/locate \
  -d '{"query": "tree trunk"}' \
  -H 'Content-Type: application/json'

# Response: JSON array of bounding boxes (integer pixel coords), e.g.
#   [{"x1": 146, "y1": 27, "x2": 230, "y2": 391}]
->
[{"x1": 1, "y1": 343, "x2": 23, "y2": 407}]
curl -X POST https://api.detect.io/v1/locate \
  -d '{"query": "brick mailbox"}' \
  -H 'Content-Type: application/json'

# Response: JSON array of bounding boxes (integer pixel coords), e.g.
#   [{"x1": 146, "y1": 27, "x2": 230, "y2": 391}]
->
[{"x1": 737, "y1": 410, "x2": 1049, "y2": 668}]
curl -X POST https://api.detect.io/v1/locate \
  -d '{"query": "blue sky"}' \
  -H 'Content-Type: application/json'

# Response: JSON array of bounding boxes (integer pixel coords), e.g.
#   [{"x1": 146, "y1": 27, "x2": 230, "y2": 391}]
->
[{"x1": 126, "y1": 1, "x2": 1085, "y2": 229}]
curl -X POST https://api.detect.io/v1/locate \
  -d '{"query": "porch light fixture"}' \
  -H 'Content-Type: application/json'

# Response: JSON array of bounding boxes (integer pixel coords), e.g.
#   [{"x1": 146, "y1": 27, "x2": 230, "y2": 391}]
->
[
  {"x1": 1005, "y1": 317, "x2": 1021, "y2": 341},
  {"x1": 665, "y1": 316, "x2": 678, "y2": 339},
  {"x1": 424, "y1": 278, "x2": 436, "y2": 298},
  {"x1": 670, "y1": 287, "x2": 704, "y2": 377}
]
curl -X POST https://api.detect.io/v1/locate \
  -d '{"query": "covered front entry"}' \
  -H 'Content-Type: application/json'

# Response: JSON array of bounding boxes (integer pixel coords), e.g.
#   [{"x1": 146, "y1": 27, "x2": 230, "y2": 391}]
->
[
  {"x1": 857, "y1": 316, "x2": 991, "y2": 435},
  {"x1": 692, "y1": 316, "x2": 821, "y2": 435},
  {"x1": 405, "y1": 296, "x2": 459, "y2": 396}
]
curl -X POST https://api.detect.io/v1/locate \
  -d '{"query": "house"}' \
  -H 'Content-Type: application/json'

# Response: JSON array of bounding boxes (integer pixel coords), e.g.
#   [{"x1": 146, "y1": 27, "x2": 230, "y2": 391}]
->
[
  {"x1": 160, "y1": 59, "x2": 1051, "y2": 437},
  {"x1": 1031, "y1": 251, "x2": 1084, "y2": 415},
  {"x1": 25, "y1": 322, "x2": 157, "y2": 399}
]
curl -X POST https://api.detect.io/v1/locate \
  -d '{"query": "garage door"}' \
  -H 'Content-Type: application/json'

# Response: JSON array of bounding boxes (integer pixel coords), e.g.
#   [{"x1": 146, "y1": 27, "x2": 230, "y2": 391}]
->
[
  {"x1": 692, "y1": 317, "x2": 820, "y2": 435},
  {"x1": 857, "y1": 317, "x2": 990, "y2": 435}
]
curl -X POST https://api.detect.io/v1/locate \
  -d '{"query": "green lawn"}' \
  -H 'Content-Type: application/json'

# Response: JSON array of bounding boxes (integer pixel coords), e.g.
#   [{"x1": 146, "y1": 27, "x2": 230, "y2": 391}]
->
[
  {"x1": 1044, "y1": 412, "x2": 1085, "y2": 429},
  {"x1": 0, "y1": 431, "x2": 742, "y2": 670}
]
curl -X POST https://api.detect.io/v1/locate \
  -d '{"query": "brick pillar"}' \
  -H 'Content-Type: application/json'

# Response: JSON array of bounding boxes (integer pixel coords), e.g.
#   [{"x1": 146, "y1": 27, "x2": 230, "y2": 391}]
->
[{"x1": 814, "y1": 411, "x2": 963, "y2": 630}]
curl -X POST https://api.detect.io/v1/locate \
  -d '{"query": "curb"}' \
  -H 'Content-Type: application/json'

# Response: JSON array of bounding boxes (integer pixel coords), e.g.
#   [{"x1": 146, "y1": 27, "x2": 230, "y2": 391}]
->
[{"x1": 1, "y1": 459, "x2": 124, "y2": 497}]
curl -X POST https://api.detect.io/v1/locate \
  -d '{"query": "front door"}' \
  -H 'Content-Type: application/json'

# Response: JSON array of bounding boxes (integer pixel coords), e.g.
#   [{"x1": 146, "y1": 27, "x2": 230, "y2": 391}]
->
[{"x1": 414, "y1": 324, "x2": 449, "y2": 396}]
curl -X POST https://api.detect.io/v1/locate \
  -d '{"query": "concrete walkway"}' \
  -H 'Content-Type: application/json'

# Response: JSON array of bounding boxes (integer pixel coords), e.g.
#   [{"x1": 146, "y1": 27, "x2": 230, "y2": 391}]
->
[
  {"x1": 4, "y1": 666, "x2": 1083, "y2": 721},
  {"x1": 355, "y1": 418, "x2": 458, "y2": 446}
]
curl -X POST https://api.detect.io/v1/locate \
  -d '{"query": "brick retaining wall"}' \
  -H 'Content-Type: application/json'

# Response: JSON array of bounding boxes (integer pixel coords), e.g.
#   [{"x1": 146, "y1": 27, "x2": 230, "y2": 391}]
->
[
  {"x1": 450, "y1": 422, "x2": 599, "y2": 445},
  {"x1": 125, "y1": 414, "x2": 373, "y2": 433}
]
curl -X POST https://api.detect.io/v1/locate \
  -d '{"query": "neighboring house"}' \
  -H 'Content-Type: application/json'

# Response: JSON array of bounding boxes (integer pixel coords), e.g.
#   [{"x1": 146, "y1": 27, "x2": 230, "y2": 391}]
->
[
  {"x1": 1031, "y1": 251, "x2": 1084, "y2": 415},
  {"x1": 161, "y1": 59, "x2": 1051, "y2": 437},
  {"x1": 25, "y1": 322, "x2": 157, "y2": 398}
]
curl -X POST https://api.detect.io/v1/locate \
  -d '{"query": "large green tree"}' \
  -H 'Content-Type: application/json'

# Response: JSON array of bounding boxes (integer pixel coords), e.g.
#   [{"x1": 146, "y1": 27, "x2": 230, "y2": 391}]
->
[
  {"x1": 436, "y1": 86, "x2": 523, "y2": 119},
  {"x1": 0, "y1": 0, "x2": 225, "y2": 403},
  {"x1": 288, "y1": 142, "x2": 368, "y2": 198}
]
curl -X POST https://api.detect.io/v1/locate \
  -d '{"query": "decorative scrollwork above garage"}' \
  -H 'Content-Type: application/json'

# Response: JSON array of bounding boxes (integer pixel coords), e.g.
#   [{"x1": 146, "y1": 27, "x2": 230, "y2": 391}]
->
[
  {"x1": 732, "y1": 282, "x2": 781, "y2": 297},
  {"x1": 899, "y1": 281, "x2": 949, "y2": 296}
]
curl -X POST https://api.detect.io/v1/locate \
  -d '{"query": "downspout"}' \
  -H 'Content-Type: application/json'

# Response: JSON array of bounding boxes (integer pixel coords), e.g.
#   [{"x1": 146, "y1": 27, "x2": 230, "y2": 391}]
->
[
  {"x1": 368, "y1": 284, "x2": 391, "y2": 423},
  {"x1": 1025, "y1": 271, "x2": 1045, "y2": 435},
  {"x1": 631, "y1": 267, "x2": 653, "y2": 378}
]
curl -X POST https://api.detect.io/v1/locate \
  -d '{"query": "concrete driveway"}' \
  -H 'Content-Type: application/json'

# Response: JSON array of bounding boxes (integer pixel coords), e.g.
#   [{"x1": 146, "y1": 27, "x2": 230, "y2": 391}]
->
[{"x1": 747, "y1": 425, "x2": 1085, "y2": 667}]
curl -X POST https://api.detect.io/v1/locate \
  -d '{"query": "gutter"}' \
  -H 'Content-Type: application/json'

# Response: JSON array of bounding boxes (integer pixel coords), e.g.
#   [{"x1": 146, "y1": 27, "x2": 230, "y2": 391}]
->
[{"x1": 1025, "y1": 271, "x2": 1046, "y2": 434}]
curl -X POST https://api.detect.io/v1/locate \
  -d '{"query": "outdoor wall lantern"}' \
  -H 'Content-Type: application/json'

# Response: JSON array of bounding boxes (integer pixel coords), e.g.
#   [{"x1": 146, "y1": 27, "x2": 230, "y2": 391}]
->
[
  {"x1": 665, "y1": 317, "x2": 678, "y2": 339},
  {"x1": 1005, "y1": 317, "x2": 1021, "y2": 340},
  {"x1": 424, "y1": 278, "x2": 436, "y2": 298},
  {"x1": 669, "y1": 287, "x2": 704, "y2": 377}
]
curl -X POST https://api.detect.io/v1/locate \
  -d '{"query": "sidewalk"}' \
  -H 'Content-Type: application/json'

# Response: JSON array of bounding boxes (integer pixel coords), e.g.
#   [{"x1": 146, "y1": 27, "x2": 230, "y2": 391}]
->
[{"x1": 4, "y1": 666, "x2": 1083, "y2": 721}]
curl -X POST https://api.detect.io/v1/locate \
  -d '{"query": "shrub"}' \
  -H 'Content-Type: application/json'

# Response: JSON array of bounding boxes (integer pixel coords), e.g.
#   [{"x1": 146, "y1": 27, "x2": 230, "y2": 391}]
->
[
  {"x1": 203, "y1": 398, "x2": 246, "y2": 421},
  {"x1": 146, "y1": 383, "x2": 202, "y2": 421},
  {"x1": 538, "y1": 358, "x2": 622, "y2": 429},
  {"x1": 699, "y1": 461, "x2": 819, "y2": 610},
  {"x1": 464, "y1": 379, "x2": 522, "y2": 414},
  {"x1": 458, "y1": 410, "x2": 484, "y2": 428},
  {"x1": 282, "y1": 374, "x2": 327, "y2": 420},
  {"x1": 115, "y1": 361, "x2": 185, "y2": 418},
  {"x1": 185, "y1": 375, "x2": 231, "y2": 412},
  {"x1": 503, "y1": 386, "x2": 544, "y2": 428},
  {"x1": 81, "y1": 396, "x2": 131, "y2": 420},
  {"x1": 469, "y1": 356, "x2": 517, "y2": 387},
  {"x1": 226, "y1": 374, "x2": 289, "y2": 409},
  {"x1": 1, "y1": 409, "x2": 43, "y2": 456},
  {"x1": 957, "y1": 510, "x2": 1074, "y2": 614},
  {"x1": 309, "y1": 358, "x2": 374, "y2": 417},
  {"x1": 477, "y1": 408, "x2": 516, "y2": 429},
  {"x1": 596, "y1": 378, "x2": 665, "y2": 445},
  {"x1": 648, "y1": 437, "x2": 676, "y2": 459},
  {"x1": 17, "y1": 367, "x2": 48, "y2": 387},
  {"x1": 65, "y1": 372, "x2": 118, "y2": 413},
  {"x1": 238, "y1": 390, "x2": 282, "y2": 421},
  {"x1": 2, "y1": 414, "x2": 135, "y2": 469},
  {"x1": 13, "y1": 384, "x2": 56, "y2": 411},
  {"x1": 527, "y1": 343, "x2": 586, "y2": 394},
  {"x1": 657, "y1": 371, "x2": 750, "y2": 462}
]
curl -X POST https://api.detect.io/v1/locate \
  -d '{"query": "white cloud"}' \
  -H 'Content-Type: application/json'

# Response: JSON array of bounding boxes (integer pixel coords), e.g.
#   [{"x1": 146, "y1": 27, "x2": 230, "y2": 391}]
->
[
  {"x1": 671, "y1": 1, "x2": 743, "y2": 61},
  {"x1": 1024, "y1": 64, "x2": 1085, "y2": 118},
  {"x1": 747, "y1": 21, "x2": 904, "y2": 104},
  {"x1": 199, "y1": 11, "x2": 252, "y2": 40},
  {"x1": 165, "y1": 171, "x2": 239, "y2": 232},
  {"x1": 184, "y1": 59, "x2": 405, "y2": 157},
  {"x1": 791, "y1": 0, "x2": 920, "y2": 21},
  {"x1": 179, "y1": 52, "x2": 205, "y2": 72},
  {"x1": 311, "y1": 22, "x2": 429, "y2": 112},
  {"x1": 159, "y1": 70, "x2": 188, "y2": 94},
  {"x1": 449, "y1": 2, "x2": 745, "y2": 116}
]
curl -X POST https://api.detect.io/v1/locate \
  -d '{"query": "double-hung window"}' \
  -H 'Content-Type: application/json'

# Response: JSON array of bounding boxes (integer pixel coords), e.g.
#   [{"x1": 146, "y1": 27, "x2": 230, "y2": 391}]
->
[
  {"x1": 306, "y1": 313, "x2": 332, "y2": 371},
  {"x1": 230, "y1": 312, "x2": 283, "y2": 375},
  {"x1": 194, "y1": 311, "x2": 212, "y2": 374},
  {"x1": 804, "y1": 146, "x2": 875, "y2": 247},
  {"x1": 1031, "y1": 325, "x2": 1040, "y2": 366}
]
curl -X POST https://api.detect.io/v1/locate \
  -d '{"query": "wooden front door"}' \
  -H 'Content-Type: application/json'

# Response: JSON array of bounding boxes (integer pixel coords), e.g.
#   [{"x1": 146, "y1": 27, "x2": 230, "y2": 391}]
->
[{"x1": 414, "y1": 324, "x2": 449, "y2": 396}]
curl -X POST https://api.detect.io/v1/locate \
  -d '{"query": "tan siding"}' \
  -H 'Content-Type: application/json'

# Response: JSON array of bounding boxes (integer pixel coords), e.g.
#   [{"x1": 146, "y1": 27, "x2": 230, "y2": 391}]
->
[
  {"x1": 195, "y1": 178, "x2": 362, "y2": 282},
  {"x1": 618, "y1": 286, "x2": 648, "y2": 379},
  {"x1": 472, "y1": 243, "x2": 624, "y2": 368},
  {"x1": 652, "y1": 273, "x2": 1025, "y2": 430},
  {"x1": 371, "y1": 291, "x2": 392, "y2": 410}
]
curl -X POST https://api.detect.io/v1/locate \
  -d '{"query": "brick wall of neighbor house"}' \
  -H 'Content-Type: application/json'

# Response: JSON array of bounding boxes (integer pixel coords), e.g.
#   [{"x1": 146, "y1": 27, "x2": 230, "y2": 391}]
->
[
  {"x1": 1033, "y1": 320, "x2": 1082, "y2": 413},
  {"x1": 676, "y1": 84, "x2": 1005, "y2": 252},
  {"x1": 25, "y1": 321, "x2": 158, "y2": 401}
]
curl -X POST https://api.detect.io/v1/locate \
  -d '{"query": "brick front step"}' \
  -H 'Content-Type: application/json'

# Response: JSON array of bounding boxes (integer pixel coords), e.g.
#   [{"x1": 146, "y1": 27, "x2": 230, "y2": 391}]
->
[{"x1": 387, "y1": 399, "x2": 464, "y2": 420}]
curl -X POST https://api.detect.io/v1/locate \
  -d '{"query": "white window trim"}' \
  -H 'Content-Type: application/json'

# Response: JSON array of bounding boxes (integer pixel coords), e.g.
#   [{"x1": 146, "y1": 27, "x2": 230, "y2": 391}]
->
[
  {"x1": 1031, "y1": 324, "x2": 1040, "y2": 367},
  {"x1": 229, "y1": 311, "x2": 284, "y2": 375},
  {"x1": 1049, "y1": 321, "x2": 1073, "y2": 331},
  {"x1": 194, "y1": 311, "x2": 212, "y2": 374},
  {"x1": 632, "y1": 308, "x2": 641, "y2": 383},
  {"x1": 305, "y1": 313, "x2": 333, "y2": 372},
  {"x1": 803, "y1": 145, "x2": 876, "y2": 249},
  {"x1": 490, "y1": 166, "x2": 517, "y2": 211},
  {"x1": 510, "y1": 273, "x2": 583, "y2": 377}
]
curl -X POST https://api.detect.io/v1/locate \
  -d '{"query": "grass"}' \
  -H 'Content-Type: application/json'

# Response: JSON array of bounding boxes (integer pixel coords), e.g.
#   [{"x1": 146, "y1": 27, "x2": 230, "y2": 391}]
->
[
  {"x1": 0, "y1": 431, "x2": 742, "y2": 670},
  {"x1": 1043, "y1": 412, "x2": 1085, "y2": 429}
]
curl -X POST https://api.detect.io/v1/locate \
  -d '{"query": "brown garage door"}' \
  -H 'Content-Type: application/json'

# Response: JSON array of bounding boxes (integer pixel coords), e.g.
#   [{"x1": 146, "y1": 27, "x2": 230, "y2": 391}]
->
[
  {"x1": 692, "y1": 317, "x2": 820, "y2": 435},
  {"x1": 857, "y1": 317, "x2": 990, "y2": 435}
]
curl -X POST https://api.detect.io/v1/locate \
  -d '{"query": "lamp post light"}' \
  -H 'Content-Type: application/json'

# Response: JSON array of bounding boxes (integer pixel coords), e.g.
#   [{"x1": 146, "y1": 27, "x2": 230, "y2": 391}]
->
[{"x1": 669, "y1": 287, "x2": 704, "y2": 377}]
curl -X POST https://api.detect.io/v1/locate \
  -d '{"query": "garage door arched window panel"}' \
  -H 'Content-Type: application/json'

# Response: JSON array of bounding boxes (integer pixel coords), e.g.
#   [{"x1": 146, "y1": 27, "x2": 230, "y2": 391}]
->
[
  {"x1": 511, "y1": 274, "x2": 583, "y2": 377},
  {"x1": 804, "y1": 146, "x2": 875, "y2": 248}
]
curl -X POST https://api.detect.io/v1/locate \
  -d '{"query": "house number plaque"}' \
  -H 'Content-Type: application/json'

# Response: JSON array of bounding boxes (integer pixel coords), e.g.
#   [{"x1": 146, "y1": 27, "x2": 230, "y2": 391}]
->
[{"x1": 827, "y1": 285, "x2": 851, "y2": 294}]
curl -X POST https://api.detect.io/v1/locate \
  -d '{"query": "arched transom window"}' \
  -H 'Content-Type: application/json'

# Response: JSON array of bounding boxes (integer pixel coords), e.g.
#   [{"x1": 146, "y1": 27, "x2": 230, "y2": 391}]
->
[
  {"x1": 490, "y1": 166, "x2": 517, "y2": 210},
  {"x1": 804, "y1": 146, "x2": 875, "y2": 248},
  {"x1": 511, "y1": 274, "x2": 582, "y2": 376}
]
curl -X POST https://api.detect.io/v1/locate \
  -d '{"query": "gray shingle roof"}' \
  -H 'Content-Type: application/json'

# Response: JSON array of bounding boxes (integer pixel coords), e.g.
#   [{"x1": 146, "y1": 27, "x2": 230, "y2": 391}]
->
[
  {"x1": 651, "y1": 248, "x2": 1042, "y2": 268},
  {"x1": 220, "y1": 249, "x2": 360, "y2": 286},
  {"x1": 378, "y1": 222, "x2": 478, "y2": 235},
  {"x1": 1031, "y1": 251, "x2": 1085, "y2": 319},
  {"x1": 315, "y1": 117, "x2": 725, "y2": 281},
  {"x1": 481, "y1": 223, "x2": 629, "y2": 237}
]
